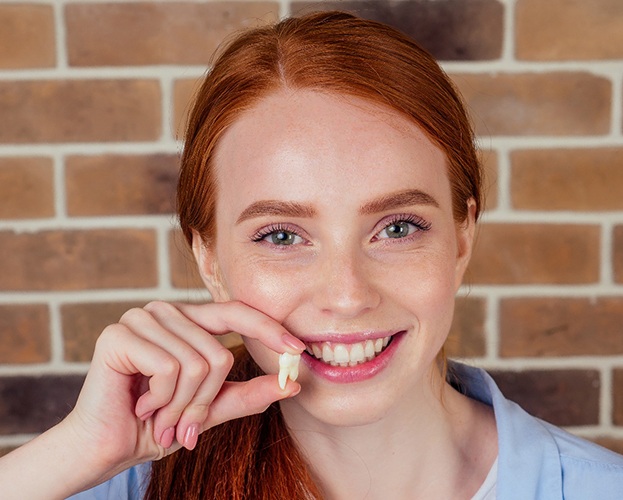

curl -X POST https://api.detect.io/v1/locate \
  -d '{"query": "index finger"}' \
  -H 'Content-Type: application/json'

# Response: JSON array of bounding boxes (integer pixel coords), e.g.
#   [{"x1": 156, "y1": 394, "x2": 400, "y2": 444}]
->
[{"x1": 174, "y1": 301, "x2": 305, "y2": 354}]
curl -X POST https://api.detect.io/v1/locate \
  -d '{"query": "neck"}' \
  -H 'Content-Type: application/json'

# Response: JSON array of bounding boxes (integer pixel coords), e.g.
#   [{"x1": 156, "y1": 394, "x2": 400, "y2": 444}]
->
[{"x1": 279, "y1": 370, "x2": 497, "y2": 500}]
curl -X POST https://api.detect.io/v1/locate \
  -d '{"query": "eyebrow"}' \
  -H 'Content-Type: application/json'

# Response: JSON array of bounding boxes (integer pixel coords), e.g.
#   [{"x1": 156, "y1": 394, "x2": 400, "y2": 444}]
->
[{"x1": 235, "y1": 188, "x2": 439, "y2": 224}]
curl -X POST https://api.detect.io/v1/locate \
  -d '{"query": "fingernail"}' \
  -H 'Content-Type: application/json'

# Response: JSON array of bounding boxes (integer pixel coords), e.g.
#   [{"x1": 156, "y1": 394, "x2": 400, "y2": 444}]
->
[
  {"x1": 282, "y1": 334, "x2": 305, "y2": 352},
  {"x1": 139, "y1": 410, "x2": 154, "y2": 421},
  {"x1": 289, "y1": 384, "x2": 301, "y2": 397},
  {"x1": 183, "y1": 423, "x2": 200, "y2": 451},
  {"x1": 159, "y1": 427, "x2": 176, "y2": 448}
]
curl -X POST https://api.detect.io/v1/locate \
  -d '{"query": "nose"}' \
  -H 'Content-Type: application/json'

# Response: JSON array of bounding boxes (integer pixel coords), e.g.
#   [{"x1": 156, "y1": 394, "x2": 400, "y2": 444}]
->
[{"x1": 312, "y1": 245, "x2": 381, "y2": 318}]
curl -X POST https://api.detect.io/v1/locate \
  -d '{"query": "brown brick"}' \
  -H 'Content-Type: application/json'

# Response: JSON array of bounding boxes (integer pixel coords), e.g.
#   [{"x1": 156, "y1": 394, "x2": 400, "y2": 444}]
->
[
  {"x1": 292, "y1": 0, "x2": 503, "y2": 60},
  {"x1": 591, "y1": 437, "x2": 623, "y2": 456},
  {"x1": 0, "y1": 157, "x2": 54, "y2": 219},
  {"x1": 481, "y1": 150, "x2": 498, "y2": 211},
  {"x1": 0, "y1": 80, "x2": 160, "y2": 144},
  {"x1": 0, "y1": 375, "x2": 84, "y2": 434},
  {"x1": 511, "y1": 148, "x2": 623, "y2": 211},
  {"x1": 66, "y1": 2, "x2": 278, "y2": 66},
  {"x1": 453, "y1": 72, "x2": 611, "y2": 136},
  {"x1": 169, "y1": 230, "x2": 204, "y2": 289},
  {"x1": 446, "y1": 296, "x2": 486, "y2": 358},
  {"x1": 0, "y1": 304, "x2": 50, "y2": 364},
  {"x1": 0, "y1": 229, "x2": 157, "y2": 291},
  {"x1": 66, "y1": 154, "x2": 179, "y2": 216},
  {"x1": 614, "y1": 369, "x2": 623, "y2": 426},
  {"x1": 173, "y1": 78, "x2": 203, "y2": 139},
  {"x1": 0, "y1": 5, "x2": 55, "y2": 69},
  {"x1": 0, "y1": 446, "x2": 17, "y2": 458},
  {"x1": 468, "y1": 224, "x2": 600, "y2": 285},
  {"x1": 490, "y1": 369, "x2": 600, "y2": 426},
  {"x1": 500, "y1": 297, "x2": 623, "y2": 357},
  {"x1": 62, "y1": 301, "x2": 147, "y2": 362},
  {"x1": 516, "y1": 0, "x2": 623, "y2": 60},
  {"x1": 614, "y1": 226, "x2": 623, "y2": 284}
]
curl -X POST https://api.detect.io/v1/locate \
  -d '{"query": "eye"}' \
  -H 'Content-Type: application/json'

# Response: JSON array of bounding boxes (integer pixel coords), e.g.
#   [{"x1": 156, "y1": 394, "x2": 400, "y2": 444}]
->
[
  {"x1": 376, "y1": 215, "x2": 431, "y2": 240},
  {"x1": 252, "y1": 225, "x2": 305, "y2": 246}
]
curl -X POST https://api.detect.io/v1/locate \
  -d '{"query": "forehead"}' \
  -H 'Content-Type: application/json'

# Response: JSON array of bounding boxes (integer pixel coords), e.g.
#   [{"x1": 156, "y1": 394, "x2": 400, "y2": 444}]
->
[{"x1": 212, "y1": 89, "x2": 449, "y2": 213}]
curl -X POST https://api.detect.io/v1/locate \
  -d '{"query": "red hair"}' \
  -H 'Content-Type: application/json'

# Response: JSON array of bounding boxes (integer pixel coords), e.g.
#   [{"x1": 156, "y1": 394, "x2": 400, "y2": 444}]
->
[{"x1": 148, "y1": 11, "x2": 483, "y2": 498}]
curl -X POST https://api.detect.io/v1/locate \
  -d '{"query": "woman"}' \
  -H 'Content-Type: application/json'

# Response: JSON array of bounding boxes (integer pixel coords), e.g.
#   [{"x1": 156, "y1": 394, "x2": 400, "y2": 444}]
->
[{"x1": 2, "y1": 11, "x2": 622, "y2": 500}]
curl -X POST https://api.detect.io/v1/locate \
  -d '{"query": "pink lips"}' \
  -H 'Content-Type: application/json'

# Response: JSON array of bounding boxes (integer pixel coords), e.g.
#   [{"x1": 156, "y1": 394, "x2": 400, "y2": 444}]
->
[{"x1": 302, "y1": 330, "x2": 406, "y2": 383}]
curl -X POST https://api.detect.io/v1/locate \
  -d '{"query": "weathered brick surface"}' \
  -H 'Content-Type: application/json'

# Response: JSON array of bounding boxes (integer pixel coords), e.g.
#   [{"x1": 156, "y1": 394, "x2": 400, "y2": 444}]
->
[
  {"x1": 0, "y1": 5, "x2": 55, "y2": 69},
  {"x1": 490, "y1": 369, "x2": 600, "y2": 426},
  {"x1": 62, "y1": 301, "x2": 147, "y2": 362},
  {"x1": 453, "y1": 72, "x2": 611, "y2": 136},
  {"x1": 0, "y1": 80, "x2": 161, "y2": 144},
  {"x1": 614, "y1": 226, "x2": 623, "y2": 284},
  {"x1": 169, "y1": 230, "x2": 204, "y2": 289},
  {"x1": 446, "y1": 296, "x2": 486, "y2": 358},
  {"x1": 511, "y1": 148, "x2": 623, "y2": 211},
  {"x1": 0, "y1": 230, "x2": 157, "y2": 291},
  {"x1": 516, "y1": 0, "x2": 623, "y2": 60},
  {"x1": 614, "y1": 369, "x2": 623, "y2": 426},
  {"x1": 173, "y1": 78, "x2": 203, "y2": 139},
  {"x1": 0, "y1": 157, "x2": 54, "y2": 219},
  {"x1": 0, "y1": 304, "x2": 50, "y2": 364},
  {"x1": 468, "y1": 224, "x2": 600, "y2": 285},
  {"x1": 66, "y1": 2, "x2": 278, "y2": 66},
  {"x1": 292, "y1": 0, "x2": 503, "y2": 61},
  {"x1": 0, "y1": 375, "x2": 85, "y2": 434},
  {"x1": 481, "y1": 150, "x2": 498, "y2": 211},
  {"x1": 500, "y1": 297, "x2": 623, "y2": 357},
  {"x1": 66, "y1": 154, "x2": 179, "y2": 216}
]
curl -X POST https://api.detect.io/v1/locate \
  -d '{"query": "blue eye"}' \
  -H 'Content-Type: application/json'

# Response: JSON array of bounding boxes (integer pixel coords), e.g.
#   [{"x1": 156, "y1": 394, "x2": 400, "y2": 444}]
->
[
  {"x1": 376, "y1": 215, "x2": 431, "y2": 240},
  {"x1": 382, "y1": 221, "x2": 414, "y2": 239},
  {"x1": 252, "y1": 225, "x2": 305, "y2": 246}
]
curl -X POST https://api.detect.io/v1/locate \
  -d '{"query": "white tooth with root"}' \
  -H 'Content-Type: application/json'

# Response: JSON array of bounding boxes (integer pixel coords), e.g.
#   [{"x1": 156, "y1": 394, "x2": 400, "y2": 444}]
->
[{"x1": 278, "y1": 352, "x2": 301, "y2": 390}]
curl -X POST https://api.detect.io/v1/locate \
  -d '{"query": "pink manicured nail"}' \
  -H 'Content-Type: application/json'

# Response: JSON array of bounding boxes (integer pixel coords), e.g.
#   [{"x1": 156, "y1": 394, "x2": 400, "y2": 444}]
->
[
  {"x1": 282, "y1": 334, "x2": 305, "y2": 352},
  {"x1": 159, "y1": 427, "x2": 176, "y2": 448},
  {"x1": 183, "y1": 423, "x2": 200, "y2": 450},
  {"x1": 139, "y1": 410, "x2": 154, "y2": 421}
]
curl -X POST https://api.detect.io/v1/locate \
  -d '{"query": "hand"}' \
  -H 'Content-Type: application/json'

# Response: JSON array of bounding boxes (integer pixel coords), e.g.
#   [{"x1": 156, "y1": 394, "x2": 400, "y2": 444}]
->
[{"x1": 62, "y1": 300, "x2": 304, "y2": 485}]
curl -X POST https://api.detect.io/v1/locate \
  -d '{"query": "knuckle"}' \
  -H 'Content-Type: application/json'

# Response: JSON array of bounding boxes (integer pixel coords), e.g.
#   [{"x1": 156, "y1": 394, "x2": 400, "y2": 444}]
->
[
  {"x1": 159, "y1": 357, "x2": 180, "y2": 378},
  {"x1": 144, "y1": 300, "x2": 177, "y2": 316},
  {"x1": 184, "y1": 356, "x2": 209, "y2": 381},
  {"x1": 119, "y1": 307, "x2": 148, "y2": 325},
  {"x1": 211, "y1": 347, "x2": 234, "y2": 372}
]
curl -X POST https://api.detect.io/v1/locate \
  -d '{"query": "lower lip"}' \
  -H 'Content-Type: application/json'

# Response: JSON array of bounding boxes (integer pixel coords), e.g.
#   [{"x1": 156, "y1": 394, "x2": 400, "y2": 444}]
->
[{"x1": 302, "y1": 331, "x2": 407, "y2": 384}]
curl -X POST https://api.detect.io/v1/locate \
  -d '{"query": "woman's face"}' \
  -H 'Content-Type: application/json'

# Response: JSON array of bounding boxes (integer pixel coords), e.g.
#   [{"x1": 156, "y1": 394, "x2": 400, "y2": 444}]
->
[{"x1": 196, "y1": 89, "x2": 475, "y2": 427}]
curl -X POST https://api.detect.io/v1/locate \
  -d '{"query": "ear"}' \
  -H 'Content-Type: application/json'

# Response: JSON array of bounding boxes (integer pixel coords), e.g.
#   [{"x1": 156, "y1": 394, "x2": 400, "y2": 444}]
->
[
  {"x1": 454, "y1": 199, "x2": 477, "y2": 291},
  {"x1": 191, "y1": 230, "x2": 230, "y2": 302}
]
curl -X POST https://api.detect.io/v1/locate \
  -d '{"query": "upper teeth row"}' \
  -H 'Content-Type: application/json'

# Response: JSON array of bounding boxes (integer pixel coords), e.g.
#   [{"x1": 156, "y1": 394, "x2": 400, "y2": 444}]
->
[{"x1": 306, "y1": 337, "x2": 391, "y2": 366}]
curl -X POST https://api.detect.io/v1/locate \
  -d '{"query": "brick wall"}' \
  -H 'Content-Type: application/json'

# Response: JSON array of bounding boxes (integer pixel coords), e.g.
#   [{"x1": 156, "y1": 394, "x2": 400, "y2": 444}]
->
[{"x1": 1, "y1": 0, "x2": 622, "y2": 456}]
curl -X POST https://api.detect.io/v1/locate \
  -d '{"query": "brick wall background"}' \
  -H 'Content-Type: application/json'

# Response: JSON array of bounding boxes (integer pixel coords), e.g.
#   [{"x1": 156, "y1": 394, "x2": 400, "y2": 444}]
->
[{"x1": 1, "y1": 0, "x2": 622, "y2": 456}]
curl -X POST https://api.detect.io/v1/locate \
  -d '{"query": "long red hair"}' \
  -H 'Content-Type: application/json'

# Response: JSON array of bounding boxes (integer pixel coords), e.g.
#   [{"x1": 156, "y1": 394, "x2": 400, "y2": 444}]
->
[{"x1": 148, "y1": 10, "x2": 482, "y2": 498}]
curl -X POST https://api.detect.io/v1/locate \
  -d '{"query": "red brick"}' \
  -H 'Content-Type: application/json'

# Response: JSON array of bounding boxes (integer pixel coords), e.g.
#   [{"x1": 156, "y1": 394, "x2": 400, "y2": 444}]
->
[
  {"x1": 169, "y1": 230, "x2": 204, "y2": 289},
  {"x1": 173, "y1": 78, "x2": 203, "y2": 139},
  {"x1": 0, "y1": 229, "x2": 157, "y2": 291},
  {"x1": 0, "y1": 375, "x2": 84, "y2": 434},
  {"x1": 490, "y1": 369, "x2": 600, "y2": 426},
  {"x1": 468, "y1": 224, "x2": 600, "y2": 285},
  {"x1": 481, "y1": 150, "x2": 498, "y2": 211},
  {"x1": 0, "y1": 5, "x2": 55, "y2": 69},
  {"x1": 66, "y1": 2, "x2": 278, "y2": 66},
  {"x1": 65, "y1": 154, "x2": 179, "y2": 216},
  {"x1": 614, "y1": 369, "x2": 623, "y2": 426},
  {"x1": 516, "y1": 0, "x2": 623, "y2": 60},
  {"x1": 500, "y1": 297, "x2": 623, "y2": 357},
  {"x1": 614, "y1": 226, "x2": 623, "y2": 284},
  {"x1": 511, "y1": 148, "x2": 623, "y2": 211},
  {"x1": 0, "y1": 80, "x2": 160, "y2": 144},
  {"x1": 446, "y1": 296, "x2": 486, "y2": 358},
  {"x1": 0, "y1": 157, "x2": 54, "y2": 219},
  {"x1": 453, "y1": 72, "x2": 611, "y2": 136},
  {"x1": 62, "y1": 301, "x2": 147, "y2": 362},
  {"x1": 292, "y1": 0, "x2": 503, "y2": 61},
  {"x1": 0, "y1": 304, "x2": 50, "y2": 364}
]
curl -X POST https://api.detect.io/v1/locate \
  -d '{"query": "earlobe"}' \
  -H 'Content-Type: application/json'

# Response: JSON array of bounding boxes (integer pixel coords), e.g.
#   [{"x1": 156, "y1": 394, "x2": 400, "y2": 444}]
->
[
  {"x1": 454, "y1": 199, "x2": 477, "y2": 290},
  {"x1": 191, "y1": 230, "x2": 229, "y2": 302}
]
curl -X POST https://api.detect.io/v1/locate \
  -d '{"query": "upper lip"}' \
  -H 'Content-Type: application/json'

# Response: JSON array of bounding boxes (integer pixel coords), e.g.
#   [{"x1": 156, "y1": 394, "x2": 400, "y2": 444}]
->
[{"x1": 297, "y1": 329, "x2": 405, "y2": 345}]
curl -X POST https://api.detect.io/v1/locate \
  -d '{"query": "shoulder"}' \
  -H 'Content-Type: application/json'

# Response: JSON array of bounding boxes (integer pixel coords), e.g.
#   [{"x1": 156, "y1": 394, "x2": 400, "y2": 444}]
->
[{"x1": 67, "y1": 462, "x2": 151, "y2": 500}]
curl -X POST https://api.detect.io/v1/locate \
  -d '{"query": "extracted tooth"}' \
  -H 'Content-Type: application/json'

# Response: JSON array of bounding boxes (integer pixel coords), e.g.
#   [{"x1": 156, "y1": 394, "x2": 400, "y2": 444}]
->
[{"x1": 278, "y1": 352, "x2": 301, "y2": 390}]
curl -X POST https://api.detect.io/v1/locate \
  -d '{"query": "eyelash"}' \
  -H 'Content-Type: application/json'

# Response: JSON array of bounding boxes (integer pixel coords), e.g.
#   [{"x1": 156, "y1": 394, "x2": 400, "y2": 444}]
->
[{"x1": 251, "y1": 223, "x2": 303, "y2": 243}]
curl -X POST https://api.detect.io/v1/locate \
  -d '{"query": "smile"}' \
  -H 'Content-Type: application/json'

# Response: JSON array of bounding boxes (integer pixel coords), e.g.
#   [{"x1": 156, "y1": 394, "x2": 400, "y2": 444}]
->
[{"x1": 305, "y1": 336, "x2": 393, "y2": 367}]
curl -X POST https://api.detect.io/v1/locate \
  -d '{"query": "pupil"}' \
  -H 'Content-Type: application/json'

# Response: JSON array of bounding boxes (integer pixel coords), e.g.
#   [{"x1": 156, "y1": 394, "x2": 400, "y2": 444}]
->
[{"x1": 388, "y1": 222, "x2": 408, "y2": 238}]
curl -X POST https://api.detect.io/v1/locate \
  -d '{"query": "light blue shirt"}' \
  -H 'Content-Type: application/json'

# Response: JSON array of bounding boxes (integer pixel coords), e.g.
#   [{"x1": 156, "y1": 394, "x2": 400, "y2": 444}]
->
[{"x1": 69, "y1": 363, "x2": 623, "y2": 499}]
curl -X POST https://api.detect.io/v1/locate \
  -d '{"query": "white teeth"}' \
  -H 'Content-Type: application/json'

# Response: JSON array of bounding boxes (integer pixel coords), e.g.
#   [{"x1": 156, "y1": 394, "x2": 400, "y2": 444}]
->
[
  {"x1": 308, "y1": 336, "x2": 392, "y2": 366},
  {"x1": 278, "y1": 352, "x2": 301, "y2": 390}
]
